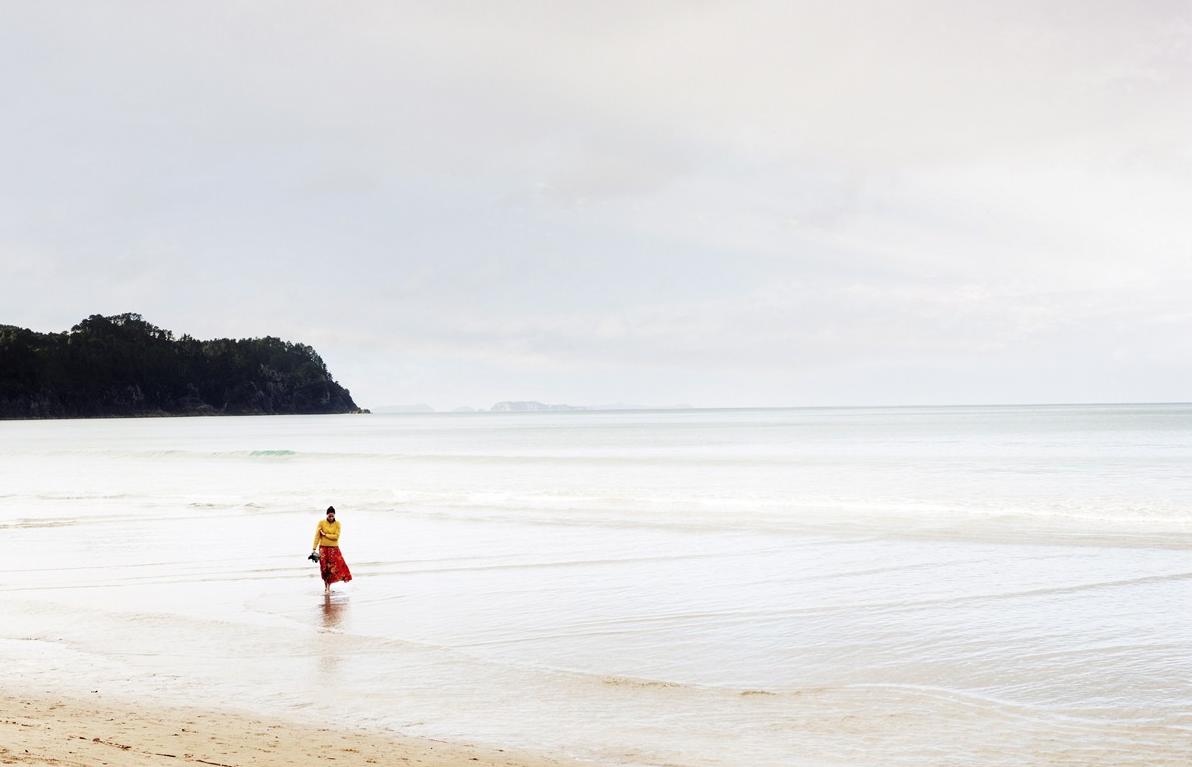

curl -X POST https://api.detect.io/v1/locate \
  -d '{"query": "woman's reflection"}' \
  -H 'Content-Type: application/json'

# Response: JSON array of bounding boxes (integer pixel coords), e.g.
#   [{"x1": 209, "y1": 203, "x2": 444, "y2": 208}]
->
[
  {"x1": 321, "y1": 594, "x2": 348, "y2": 630},
  {"x1": 316, "y1": 594, "x2": 349, "y2": 678}
]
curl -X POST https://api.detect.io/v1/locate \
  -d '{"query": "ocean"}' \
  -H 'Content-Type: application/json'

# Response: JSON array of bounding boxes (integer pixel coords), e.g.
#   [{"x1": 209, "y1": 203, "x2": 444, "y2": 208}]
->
[{"x1": 2, "y1": 405, "x2": 1191, "y2": 765}]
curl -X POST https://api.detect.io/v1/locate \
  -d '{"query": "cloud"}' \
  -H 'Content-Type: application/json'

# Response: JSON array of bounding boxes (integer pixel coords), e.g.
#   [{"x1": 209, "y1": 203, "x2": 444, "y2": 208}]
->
[{"x1": 2, "y1": 2, "x2": 1191, "y2": 406}]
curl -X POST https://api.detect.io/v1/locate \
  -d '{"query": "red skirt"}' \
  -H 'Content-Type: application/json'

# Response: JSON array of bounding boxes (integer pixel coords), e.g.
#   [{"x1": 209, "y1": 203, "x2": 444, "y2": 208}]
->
[{"x1": 319, "y1": 546, "x2": 352, "y2": 585}]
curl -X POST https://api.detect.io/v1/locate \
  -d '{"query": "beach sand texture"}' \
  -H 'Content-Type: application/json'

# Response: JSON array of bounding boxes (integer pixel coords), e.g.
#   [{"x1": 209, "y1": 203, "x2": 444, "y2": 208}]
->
[{"x1": 0, "y1": 693, "x2": 579, "y2": 767}]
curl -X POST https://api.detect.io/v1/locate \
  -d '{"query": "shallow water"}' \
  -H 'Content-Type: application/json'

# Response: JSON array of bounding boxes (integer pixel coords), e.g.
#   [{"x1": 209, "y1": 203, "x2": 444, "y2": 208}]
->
[{"x1": 2, "y1": 406, "x2": 1191, "y2": 765}]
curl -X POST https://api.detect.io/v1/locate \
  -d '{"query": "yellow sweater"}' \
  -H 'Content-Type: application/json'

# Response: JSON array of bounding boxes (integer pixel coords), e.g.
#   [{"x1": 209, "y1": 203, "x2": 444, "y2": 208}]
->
[{"x1": 313, "y1": 519, "x2": 341, "y2": 548}]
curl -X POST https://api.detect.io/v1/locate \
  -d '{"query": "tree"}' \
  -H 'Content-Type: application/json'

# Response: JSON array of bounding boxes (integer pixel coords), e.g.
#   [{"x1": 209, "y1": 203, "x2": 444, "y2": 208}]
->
[{"x1": 0, "y1": 315, "x2": 361, "y2": 419}]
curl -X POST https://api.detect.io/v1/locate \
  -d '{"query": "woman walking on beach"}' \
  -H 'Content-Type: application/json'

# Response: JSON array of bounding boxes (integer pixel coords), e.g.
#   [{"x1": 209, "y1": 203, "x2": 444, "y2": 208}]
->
[{"x1": 312, "y1": 505, "x2": 352, "y2": 595}]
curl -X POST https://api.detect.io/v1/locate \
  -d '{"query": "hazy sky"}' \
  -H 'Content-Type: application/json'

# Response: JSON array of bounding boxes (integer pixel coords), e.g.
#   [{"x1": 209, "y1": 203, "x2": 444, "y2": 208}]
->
[{"x1": 3, "y1": 2, "x2": 1191, "y2": 408}]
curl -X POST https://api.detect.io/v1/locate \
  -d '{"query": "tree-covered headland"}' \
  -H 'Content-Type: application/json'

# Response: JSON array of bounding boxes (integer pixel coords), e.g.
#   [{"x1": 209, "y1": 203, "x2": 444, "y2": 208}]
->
[{"x1": 0, "y1": 314, "x2": 363, "y2": 419}]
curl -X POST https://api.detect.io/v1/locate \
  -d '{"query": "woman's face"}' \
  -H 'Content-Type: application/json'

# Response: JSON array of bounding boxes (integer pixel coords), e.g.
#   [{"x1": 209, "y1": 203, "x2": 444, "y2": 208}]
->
[{"x1": 326, "y1": 511, "x2": 335, "y2": 522}]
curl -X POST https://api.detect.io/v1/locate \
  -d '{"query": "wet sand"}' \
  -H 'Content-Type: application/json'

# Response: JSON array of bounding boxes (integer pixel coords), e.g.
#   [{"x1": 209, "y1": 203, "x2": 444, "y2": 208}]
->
[{"x1": 0, "y1": 691, "x2": 583, "y2": 767}]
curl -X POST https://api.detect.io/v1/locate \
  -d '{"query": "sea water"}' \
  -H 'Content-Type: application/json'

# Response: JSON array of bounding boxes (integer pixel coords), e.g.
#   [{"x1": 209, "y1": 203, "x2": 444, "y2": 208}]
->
[{"x1": 1, "y1": 405, "x2": 1191, "y2": 765}]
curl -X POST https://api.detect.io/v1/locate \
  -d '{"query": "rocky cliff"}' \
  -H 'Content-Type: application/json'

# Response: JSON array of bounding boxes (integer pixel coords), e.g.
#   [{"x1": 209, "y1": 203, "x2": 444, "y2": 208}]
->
[{"x1": 0, "y1": 314, "x2": 362, "y2": 419}]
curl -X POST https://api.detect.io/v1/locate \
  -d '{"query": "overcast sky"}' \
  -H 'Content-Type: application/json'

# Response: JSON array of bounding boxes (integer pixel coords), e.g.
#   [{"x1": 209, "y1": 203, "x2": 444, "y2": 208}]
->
[{"x1": 3, "y1": 2, "x2": 1191, "y2": 408}]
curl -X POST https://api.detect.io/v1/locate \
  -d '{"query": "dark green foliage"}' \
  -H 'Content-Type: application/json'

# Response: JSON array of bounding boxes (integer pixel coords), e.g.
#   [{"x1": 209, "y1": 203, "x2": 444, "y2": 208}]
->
[{"x1": 0, "y1": 314, "x2": 360, "y2": 419}]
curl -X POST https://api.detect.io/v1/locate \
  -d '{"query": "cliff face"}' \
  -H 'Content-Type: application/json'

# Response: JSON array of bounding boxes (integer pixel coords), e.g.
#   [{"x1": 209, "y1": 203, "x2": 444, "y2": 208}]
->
[{"x1": 0, "y1": 314, "x2": 361, "y2": 419}]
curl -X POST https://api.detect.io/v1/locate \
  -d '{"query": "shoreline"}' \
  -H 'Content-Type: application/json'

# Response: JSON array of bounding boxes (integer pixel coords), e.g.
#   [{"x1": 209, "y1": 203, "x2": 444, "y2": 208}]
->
[{"x1": 0, "y1": 690, "x2": 586, "y2": 767}]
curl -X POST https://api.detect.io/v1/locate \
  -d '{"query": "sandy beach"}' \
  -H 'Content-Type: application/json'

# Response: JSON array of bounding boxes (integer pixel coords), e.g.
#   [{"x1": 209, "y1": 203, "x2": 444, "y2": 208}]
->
[{"x1": 0, "y1": 691, "x2": 580, "y2": 767}]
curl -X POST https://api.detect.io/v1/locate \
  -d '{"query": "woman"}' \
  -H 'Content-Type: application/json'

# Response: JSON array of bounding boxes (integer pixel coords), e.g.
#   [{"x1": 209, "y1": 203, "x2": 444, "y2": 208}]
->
[{"x1": 311, "y1": 505, "x2": 352, "y2": 595}]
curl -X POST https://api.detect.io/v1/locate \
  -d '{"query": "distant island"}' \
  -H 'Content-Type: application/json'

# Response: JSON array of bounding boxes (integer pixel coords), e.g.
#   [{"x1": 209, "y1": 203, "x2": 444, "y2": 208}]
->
[
  {"x1": 371, "y1": 401, "x2": 692, "y2": 414},
  {"x1": 0, "y1": 313, "x2": 363, "y2": 419},
  {"x1": 488, "y1": 401, "x2": 692, "y2": 412},
  {"x1": 490, "y1": 401, "x2": 585, "y2": 412}
]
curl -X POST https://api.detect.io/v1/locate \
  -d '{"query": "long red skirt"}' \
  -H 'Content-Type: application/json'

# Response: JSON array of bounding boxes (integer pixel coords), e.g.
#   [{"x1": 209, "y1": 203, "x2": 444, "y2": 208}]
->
[{"x1": 319, "y1": 546, "x2": 352, "y2": 585}]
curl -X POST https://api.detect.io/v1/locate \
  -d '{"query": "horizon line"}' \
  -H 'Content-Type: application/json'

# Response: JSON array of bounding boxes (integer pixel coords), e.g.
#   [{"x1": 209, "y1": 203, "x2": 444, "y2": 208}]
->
[{"x1": 368, "y1": 400, "x2": 1192, "y2": 414}]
